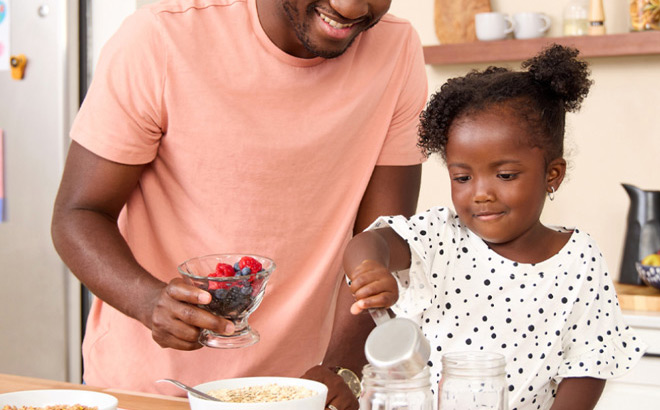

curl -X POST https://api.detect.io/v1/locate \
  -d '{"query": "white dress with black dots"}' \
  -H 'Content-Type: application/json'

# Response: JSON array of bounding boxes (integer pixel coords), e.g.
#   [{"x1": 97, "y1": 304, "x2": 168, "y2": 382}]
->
[{"x1": 368, "y1": 206, "x2": 647, "y2": 410}]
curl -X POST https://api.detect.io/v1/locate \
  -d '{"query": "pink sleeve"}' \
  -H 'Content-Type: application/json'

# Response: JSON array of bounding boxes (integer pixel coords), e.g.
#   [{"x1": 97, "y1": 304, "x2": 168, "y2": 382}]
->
[
  {"x1": 70, "y1": 8, "x2": 167, "y2": 165},
  {"x1": 376, "y1": 26, "x2": 428, "y2": 166}
]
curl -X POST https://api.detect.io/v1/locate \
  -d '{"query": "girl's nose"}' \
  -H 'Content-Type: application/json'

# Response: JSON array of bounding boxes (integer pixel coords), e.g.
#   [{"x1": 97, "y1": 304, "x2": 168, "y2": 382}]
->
[
  {"x1": 472, "y1": 181, "x2": 495, "y2": 203},
  {"x1": 329, "y1": 0, "x2": 369, "y2": 20}
]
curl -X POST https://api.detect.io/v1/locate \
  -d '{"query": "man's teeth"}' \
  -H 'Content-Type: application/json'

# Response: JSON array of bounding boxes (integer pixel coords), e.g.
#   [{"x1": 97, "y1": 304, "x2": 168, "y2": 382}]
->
[{"x1": 319, "y1": 13, "x2": 354, "y2": 29}]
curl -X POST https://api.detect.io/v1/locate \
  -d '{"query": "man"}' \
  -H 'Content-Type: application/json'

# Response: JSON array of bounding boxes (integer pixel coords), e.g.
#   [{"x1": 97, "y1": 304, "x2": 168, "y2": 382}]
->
[{"x1": 51, "y1": 1, "x2": 427, "y2": 409}]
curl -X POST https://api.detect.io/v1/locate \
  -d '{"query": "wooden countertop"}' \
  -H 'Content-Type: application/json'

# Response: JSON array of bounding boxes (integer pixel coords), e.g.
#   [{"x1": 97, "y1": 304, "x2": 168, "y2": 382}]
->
[{"x1": 0, "y1": 373, "x2": 189, "y2": 410}]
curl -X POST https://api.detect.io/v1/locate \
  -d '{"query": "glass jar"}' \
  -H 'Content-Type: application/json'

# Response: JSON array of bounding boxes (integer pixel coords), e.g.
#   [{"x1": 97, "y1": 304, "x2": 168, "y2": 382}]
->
[
  {"x1": 438, "y1": 352, "x2": 508, "y2": 410},
  {"x1": 630, "y1": 0, "x2": 660, "y2": 31},
  {"x1": 563, "y1": 0, "x2": 590, "y2": 36},
  {"x1": 360, "y1": 365, "x2": 433, "y2": 410}
]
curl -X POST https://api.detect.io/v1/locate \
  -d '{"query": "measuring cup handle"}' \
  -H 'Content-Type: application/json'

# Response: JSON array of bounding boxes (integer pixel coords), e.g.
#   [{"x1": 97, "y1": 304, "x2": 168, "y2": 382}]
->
[{"x1": 368, "y1": 308, "x2": 391, "y2": 326}]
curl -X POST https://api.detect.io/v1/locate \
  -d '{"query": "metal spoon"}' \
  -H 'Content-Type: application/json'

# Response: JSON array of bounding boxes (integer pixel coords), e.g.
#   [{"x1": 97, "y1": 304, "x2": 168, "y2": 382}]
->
[{"x1": 156, "y1": 378, "x2": 221, "y2": 401}]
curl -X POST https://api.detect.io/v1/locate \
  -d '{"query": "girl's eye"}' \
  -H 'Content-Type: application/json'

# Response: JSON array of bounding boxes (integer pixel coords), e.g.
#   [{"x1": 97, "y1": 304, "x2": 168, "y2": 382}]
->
[
  {"x1": 452, "y1": 175, "x2": 471, "y2": 183},
  {"x1": 497, "y1": 173, "x2": 518, "y2": 181}
]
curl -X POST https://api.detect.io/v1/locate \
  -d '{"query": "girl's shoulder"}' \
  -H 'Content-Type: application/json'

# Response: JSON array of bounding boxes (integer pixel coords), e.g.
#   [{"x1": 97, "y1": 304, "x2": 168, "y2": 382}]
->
[{"x1": 550, "y1": 226, "x2": 603, "y2": 255}]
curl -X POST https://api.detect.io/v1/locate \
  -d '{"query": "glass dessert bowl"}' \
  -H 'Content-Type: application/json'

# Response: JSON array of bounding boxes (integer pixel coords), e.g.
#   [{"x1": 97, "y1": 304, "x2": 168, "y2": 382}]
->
[{"x1": 178, "y1": 253, "x2": 275, "y2": 349}]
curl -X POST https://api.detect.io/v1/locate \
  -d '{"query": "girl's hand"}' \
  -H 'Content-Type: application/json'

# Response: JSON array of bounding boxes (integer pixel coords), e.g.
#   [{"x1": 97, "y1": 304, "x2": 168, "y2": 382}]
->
[{"x1": 347, "y1": 260, "x2": 399, "y2": 315}]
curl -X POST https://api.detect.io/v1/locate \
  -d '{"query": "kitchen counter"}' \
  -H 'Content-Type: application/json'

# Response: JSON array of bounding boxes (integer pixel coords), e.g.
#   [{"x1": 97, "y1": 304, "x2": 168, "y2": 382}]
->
[{"x1": 0, "y1": 373, "x2": 189, "y2": 410}]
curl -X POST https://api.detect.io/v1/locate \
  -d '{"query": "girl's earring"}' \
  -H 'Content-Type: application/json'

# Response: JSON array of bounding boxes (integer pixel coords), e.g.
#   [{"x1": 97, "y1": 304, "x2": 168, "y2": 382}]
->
[{"x1": 547, "y1": 186, "x2": 556, "y2": 201}]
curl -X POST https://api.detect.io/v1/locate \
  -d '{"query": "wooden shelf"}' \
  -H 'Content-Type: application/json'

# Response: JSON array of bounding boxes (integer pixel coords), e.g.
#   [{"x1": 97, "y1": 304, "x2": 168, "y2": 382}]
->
[{"x1": 423, "y1": 31, "x2": 660, "y2": 65}]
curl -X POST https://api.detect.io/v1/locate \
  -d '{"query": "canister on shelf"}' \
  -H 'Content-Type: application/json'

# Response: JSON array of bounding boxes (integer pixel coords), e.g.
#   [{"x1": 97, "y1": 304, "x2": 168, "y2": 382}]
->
[
  {"x1": 629, "y1": 0, "x2": 660, "y2": 31},
  {"x1": 563, "y1": 0, "x2": 590, "y2": 35},
  {"x1": 588, "y1": 0, "x2": 606, "y2": 35}
]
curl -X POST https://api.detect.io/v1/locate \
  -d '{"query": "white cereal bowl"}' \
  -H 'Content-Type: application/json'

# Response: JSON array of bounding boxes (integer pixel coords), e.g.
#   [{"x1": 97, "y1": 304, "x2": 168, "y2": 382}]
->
[
  {"x1": 189, "y1": 377, "x2": 328, "y2": 410},
  {"x1": 0, "y1": 389, "x2": 118, "y2": 410}
]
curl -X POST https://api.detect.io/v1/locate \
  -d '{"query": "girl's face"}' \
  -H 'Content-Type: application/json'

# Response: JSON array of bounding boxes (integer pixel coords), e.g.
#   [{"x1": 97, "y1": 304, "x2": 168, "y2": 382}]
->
[{"x1": 445, "y1": 108, "x2": 562, "y2": 256}]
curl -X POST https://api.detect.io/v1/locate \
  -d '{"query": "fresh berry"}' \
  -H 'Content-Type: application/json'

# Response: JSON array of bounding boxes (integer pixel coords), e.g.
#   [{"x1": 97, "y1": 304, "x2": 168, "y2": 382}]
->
[
  {"x1": 233, "y1": 262, "x2": 241, "y2": 271},
  {"x1": 238, "y1": 256, "x2": 262, "y2": 273},
  {"x1": 239, "y1": 266, "x2": 252, "y2": 276},
  {"x1": 213, "y1": 288, "x2": 228, "y2": 299},
  {"x1": 215, "y1": 263, "x2": 236, "y2": 277}
]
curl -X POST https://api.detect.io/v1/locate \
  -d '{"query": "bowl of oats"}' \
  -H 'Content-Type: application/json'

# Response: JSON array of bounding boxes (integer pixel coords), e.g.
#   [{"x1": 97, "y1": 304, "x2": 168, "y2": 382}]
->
[
  {"x1": 188, "y1": 377, "x2": 327, "y2": 410},
  {"x1": 0, "y1": 389, "x2": 118, "y2": 410}
]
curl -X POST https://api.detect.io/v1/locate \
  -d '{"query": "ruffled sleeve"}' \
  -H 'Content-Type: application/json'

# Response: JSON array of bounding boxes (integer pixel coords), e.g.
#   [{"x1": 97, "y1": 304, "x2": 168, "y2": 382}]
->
[
  {"x1": 366, "y1": 208, "x2": 454, "y2": 320},
  {"x1": 554, "y1": 237, "x2": 647, "y2": 383}
]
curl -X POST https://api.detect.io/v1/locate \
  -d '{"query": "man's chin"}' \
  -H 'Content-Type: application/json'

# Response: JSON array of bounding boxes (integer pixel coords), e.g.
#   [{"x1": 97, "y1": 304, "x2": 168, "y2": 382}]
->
[{"x1": 302, "y1": 38, "x2": 356, "y2": 59}]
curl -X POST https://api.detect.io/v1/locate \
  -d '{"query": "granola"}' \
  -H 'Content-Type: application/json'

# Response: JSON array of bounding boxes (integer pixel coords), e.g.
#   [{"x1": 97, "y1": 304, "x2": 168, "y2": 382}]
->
[
  {"x1": 2, "y1": 405, "x2": 98, "y2": 410},
  {"x1": 207, "y1": 383, "x2": 317, "y2": 403}
]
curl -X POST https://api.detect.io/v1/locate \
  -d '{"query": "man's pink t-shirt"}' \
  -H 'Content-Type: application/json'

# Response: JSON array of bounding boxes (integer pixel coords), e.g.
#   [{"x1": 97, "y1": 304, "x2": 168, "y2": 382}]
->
[{"x1": 70, "y1": 0, "x2": 427, "y2": 394}]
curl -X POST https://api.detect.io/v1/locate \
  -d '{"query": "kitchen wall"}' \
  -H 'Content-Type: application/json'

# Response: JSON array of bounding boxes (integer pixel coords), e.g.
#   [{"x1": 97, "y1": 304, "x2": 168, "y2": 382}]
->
[{"x1": 390, "y1": 0, "x2": 660, "y2": 281}]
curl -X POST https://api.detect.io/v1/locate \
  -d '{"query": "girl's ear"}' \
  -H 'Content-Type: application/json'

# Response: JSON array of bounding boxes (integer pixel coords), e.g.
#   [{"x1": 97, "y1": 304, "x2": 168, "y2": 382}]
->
[{"x1": 546, "y1": 158, "x2": 566, "y2": 194}]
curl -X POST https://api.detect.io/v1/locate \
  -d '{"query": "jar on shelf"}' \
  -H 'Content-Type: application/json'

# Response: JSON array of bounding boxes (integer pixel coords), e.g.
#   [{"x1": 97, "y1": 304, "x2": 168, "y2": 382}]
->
[
  {"x1": 630, "y1": 0, "x2": 660, "y2": 31},
  {"x1": 438, "y1": 351, "x2": 508, "y2": 410},
  {"x1": 360, "y1": 365, "x2": 433, "y2": 410},
  {"x1": 563, "y1": 0, "x2": 590, "y2": 35}
]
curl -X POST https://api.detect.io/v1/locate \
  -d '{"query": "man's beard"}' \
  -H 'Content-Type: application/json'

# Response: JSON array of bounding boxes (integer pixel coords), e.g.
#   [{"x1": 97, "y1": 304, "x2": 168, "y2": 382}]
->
[{"x1": 282, "y1": 1, "x2": 379, "y2": 59}]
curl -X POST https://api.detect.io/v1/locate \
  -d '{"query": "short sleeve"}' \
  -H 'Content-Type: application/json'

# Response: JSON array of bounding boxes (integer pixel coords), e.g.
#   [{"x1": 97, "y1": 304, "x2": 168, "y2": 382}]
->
[
  {"x1": 555, "y1": 252, "x2": 646, "y2": 383},
  {"x1": 70, "y1": 8, "x2": 167, "y2": 165},
  {"x1": 375, "y1": 25, "x2": 428, "y2": 167},
  {"x1": 366, "y1": 208, "x2": 454, "y2": 319}
]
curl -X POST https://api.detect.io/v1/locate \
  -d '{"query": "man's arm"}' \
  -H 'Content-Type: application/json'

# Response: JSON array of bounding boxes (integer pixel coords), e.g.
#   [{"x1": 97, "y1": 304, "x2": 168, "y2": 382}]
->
[
  {"x1": 550, "y1": 377, "x2": 606, "y2": 410},
  {"x1": 322, "y1": 163, "x2": 422, "y2": 374},
  {"x1": 51, "y1": 141, "x2": 232, "y2": 350}
]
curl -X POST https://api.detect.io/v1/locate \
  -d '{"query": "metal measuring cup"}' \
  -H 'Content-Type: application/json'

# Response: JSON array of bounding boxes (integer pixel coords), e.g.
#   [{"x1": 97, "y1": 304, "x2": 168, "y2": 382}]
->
[{"x1": 364, "y1": 308, "x2": 431, "y2": 378}]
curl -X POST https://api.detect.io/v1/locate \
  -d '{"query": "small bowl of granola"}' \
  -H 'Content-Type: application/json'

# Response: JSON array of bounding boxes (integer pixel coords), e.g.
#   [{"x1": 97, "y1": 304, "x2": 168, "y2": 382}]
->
[
  {"x1": 188, "y1": 377, "x2": 327, "y2": 410},
  {"x1": 0, "y1": 389, "x2": 118, "y2": 410}
]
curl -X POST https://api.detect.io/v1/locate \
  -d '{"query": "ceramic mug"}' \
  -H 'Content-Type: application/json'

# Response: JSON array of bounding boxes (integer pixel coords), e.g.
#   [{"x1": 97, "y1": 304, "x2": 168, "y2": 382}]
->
[
  {"x1": 475, "y1": 12, "x2": 514, "y2": 41},
  {"x1": 513, "y1": 12, "x2": 551, "y2": 39}
]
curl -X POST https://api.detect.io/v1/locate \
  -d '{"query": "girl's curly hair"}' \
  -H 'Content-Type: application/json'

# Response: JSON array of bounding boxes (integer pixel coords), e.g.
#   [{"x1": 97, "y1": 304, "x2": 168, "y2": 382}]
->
[{"x1": 418, "y1": 44, "x2": 593, "y2": 163}]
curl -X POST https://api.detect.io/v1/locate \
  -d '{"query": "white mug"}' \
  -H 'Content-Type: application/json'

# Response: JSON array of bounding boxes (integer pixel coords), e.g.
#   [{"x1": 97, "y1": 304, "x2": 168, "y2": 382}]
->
[
  {"x1": 513, "y1": 12, "x2": 551, "y2": 39},
  {"x1": 475, "y1": 12, "x2": 514, "y2": 41}
]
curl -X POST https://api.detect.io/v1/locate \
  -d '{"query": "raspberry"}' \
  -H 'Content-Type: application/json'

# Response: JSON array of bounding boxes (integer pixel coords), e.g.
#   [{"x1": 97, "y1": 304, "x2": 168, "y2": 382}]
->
[
  {"x1": 238, "y1": 256, "x2": 262, "y2": 274},
  {"x1": 215, "y1": 263, "x2": 236, "y2": 277},
  {"x1": 208, "y1": 267, "x2": 232, "y2": 290}
]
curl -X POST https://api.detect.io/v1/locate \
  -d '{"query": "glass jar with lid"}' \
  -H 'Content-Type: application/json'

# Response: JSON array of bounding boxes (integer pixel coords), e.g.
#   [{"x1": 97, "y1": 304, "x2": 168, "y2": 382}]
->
[
  {"x1": 360, "y1": 364, "x2": 433, "y2": 410},
  {"x1": 629, "y1": 0, "x2": 660, "y2": 31},
  {"x1": 438, "y1": 351, "x2": 508, "y2": 410},
  {"x1": 563, "y1": 0, "x2": 590, "y2": 36}
]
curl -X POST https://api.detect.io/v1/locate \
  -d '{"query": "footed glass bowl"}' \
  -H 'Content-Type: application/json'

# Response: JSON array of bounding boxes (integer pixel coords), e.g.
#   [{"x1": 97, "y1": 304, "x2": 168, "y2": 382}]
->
[
  {"x1": 635, "y1": 262, "x2": 660, "y2": 290},
  {"x1": 178, "y1": 254, "x2": 275, "y2": 349}
]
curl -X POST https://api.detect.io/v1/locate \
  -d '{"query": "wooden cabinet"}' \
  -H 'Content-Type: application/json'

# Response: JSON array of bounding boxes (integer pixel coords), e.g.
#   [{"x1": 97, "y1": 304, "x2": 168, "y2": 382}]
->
[{"x1": 423, "y1": 31, "x2": 660, "y2": 64}]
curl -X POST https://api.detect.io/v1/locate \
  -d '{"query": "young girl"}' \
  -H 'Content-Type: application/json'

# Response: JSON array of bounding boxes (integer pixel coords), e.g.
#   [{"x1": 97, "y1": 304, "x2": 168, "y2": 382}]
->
[{"x1": 343, "y1": 45, "x2": 646, "y2": 410}]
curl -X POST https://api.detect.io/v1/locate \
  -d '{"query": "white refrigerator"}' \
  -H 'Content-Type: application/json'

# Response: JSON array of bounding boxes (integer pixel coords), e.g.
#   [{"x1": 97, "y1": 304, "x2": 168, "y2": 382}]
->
[{"x1": 0, "y1": 0, "x2": 80, "y2": 382}]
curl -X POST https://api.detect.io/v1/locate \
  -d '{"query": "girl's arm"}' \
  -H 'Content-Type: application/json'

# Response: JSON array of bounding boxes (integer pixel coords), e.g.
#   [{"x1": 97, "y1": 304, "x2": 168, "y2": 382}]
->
[
  {"x1": 550, "y1": 377, "x2": 606, "y2": 410},
  {"x1": 342, "y1": 227, "x2": 411, "y2": 314}
]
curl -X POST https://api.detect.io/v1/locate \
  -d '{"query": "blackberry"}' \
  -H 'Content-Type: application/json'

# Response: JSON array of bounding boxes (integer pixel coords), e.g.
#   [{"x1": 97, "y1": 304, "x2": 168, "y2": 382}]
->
[{"x1": 203, "y1": 284, "x2": 254, "y2": 318}]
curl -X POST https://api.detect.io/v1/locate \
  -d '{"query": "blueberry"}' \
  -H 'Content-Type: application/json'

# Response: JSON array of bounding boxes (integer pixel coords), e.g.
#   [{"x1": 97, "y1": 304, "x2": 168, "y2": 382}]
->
[
  {"x1": 240, "y1": 285, "x2": 253, "y2": 295},
  {"x1": 240, "y1": 267, "x2": 251, "y2": 276},
  {"x1": 233, "y1": 262, "x2": 240, "y2": 271}
]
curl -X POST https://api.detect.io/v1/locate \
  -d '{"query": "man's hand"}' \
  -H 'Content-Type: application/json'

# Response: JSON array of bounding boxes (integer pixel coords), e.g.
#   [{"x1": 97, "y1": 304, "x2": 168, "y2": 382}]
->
[
  {"x1": 347, "y1": 260, "x2": 399, "y2": 315},
  {"x1": 149, "y1": 277, "x2": 236, "y2": 350},
  {"x1": 301, "y1": 365, "x2": 359, "y2": 410}
]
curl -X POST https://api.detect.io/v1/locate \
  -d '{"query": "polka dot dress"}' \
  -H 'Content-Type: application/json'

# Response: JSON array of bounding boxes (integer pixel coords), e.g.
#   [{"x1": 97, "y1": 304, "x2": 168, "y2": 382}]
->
[{"x1": 368, "y1": 206, "x2": 647, "y2": 410}]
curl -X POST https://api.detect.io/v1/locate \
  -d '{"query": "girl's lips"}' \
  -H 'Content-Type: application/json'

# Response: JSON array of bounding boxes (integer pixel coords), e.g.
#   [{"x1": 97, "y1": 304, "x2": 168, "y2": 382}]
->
[{"x1": 474, "y1": 212, "x2": 505, "y2": 221}]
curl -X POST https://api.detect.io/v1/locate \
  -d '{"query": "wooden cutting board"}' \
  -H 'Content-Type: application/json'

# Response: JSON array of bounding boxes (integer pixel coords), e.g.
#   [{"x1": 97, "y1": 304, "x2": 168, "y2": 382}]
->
[
  {"x1": 434, "y1": 0, "x2": 492, "y2": 44},
  {"x1": 615, "y1": 282, "x2": 660, "y2": 312}
]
